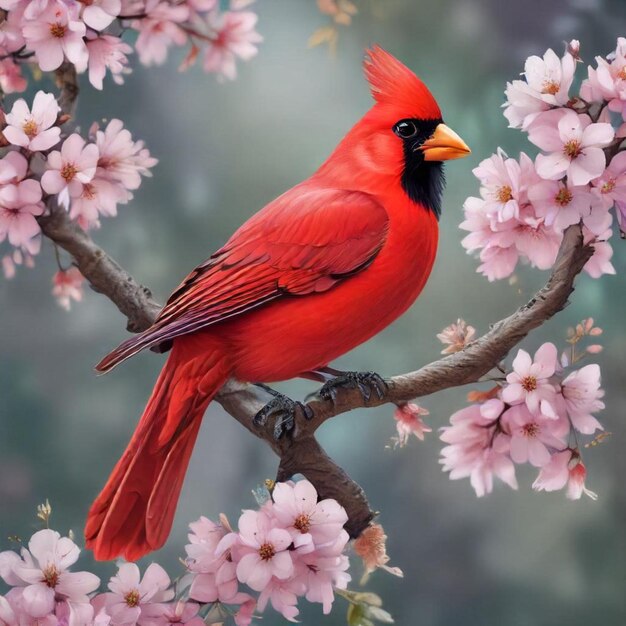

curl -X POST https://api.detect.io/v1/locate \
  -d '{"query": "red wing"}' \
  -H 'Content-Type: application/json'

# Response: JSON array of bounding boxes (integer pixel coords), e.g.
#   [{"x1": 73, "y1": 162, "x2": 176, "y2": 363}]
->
[{"x1": 96, "y1": 185, "x2": 389, "y2": 372}]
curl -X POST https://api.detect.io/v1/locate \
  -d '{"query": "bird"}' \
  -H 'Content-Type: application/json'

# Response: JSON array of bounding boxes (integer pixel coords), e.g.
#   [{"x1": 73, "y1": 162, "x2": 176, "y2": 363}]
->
[{"x1": 85, "y1": 45, "x2": 470, "y2": 562}]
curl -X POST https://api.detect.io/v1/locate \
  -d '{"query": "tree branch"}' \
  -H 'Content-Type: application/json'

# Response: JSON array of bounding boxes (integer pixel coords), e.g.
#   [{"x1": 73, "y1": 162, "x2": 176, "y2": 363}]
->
[{"x1": 34, "y1": 66, "x2": 593, "y2": 540}]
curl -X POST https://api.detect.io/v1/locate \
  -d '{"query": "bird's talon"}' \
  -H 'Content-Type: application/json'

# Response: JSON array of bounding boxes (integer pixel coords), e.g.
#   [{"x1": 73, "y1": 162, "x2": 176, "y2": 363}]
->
[
  {"x1": 317, "y1": 371, "x2": 387, "y2": 403},
  {"x1": 253, "y1": 391, "x2": 309, "y2": 439}
]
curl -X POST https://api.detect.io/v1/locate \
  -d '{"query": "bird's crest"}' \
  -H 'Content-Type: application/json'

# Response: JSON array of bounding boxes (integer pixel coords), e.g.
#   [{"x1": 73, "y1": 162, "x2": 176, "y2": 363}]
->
[{"x1": 363, "y1": 46, "x2": 441, "y2": 119}]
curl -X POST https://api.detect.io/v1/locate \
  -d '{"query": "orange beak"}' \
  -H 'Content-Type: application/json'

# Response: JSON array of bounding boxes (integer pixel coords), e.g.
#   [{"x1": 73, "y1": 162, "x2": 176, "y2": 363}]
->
[{"x1": 420, "y1": 124, "x2": 471, "y2": 161}]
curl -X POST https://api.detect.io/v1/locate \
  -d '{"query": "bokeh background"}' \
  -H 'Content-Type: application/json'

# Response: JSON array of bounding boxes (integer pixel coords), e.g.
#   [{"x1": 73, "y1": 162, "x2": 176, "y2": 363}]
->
[{"x1": 1, "y1": 0, "x2": 625, "y2": 624}]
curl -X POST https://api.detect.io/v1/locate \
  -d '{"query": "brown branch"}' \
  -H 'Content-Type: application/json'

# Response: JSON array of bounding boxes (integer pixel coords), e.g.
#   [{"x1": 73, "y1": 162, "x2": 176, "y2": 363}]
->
[{"x1": 34, "y1": 66, "x2": 594, "y2": 540}]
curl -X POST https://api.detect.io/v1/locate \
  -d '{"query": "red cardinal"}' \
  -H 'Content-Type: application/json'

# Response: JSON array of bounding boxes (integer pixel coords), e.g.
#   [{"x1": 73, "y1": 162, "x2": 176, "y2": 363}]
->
[{"x1": 86, "y1": 46, "x2": 470, "y2": 561}]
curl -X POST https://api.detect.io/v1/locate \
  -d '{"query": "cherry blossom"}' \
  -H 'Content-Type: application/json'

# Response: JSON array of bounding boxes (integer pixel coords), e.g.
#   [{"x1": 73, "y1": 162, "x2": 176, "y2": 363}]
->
[
  {"x1": 52, "y1": 267, "x2": 84, "y2": 311},
  {"x1": 528, "y1": 179, "x2": 595, "y2": 232},
  {"x1": 436, "y1": 318, "x2": 476, "y2": 354},
  {"x1": 533, "y1": 451, "x2": 597, "y2": 500},
  {"x1": 580, "y1": 37, "x2": 626, "y2": 118},
  {"x1": 94, "y1": 119, "x2": 158, "y2": 191},
  {"x1": 502, "y1": 404, "x2": 566, "y2": 467},
  {"x1": 133, "y1": 0, "x2": 190, "y2": 66},
  {"x1": 591, "y1": 150, "x2": 626, "y2": 213},
  {"x1": 202, "y1": 8, "x2": 263, "y2": 80},
  {"x1": 79, "y1": 0, "x2": 121, "y2": 31},
  {"x1": 21, "y1": 1, "x2": 88, "y2": 73},
  {"x1": 560, "y1": 363, "x2": 605, "y2": 434},
  {"x1": 41, "y1": 134, "x2": 99, "y2": 205},
  {"x1": 504, "y1": 47, "x2": 576, "y2": 129},
  {"x1": 501, "y1": 343, "x2": 559, "y2": 417},
  {"x1": 0, "y1": 173, "x2": 45, "y2": 255},
  {"x1": 3, "y1": 91, "x2": 61, "y2": 152},
  {"x1": 271, "y1": 480, "x2": 348, "y2": 548},
  {"x1": 97, "y1": 562, "x2": 174, "y2": 625},
  {"x1": 529, "y1": 109, "x2": 615, "y2": 186},
  {"x1": 233, "y1": 510, "x2": 294, "y2": 592},
  {"x1": 353, "y1": 523, "x2": 403, "y2": 582},
  {"x1": 0, "y1": 58, "x2": 27, "y2": 94},
  {"x1": 391, "y1": 403, "x2": 431, "y2": 447},
  {"x1": 0, "y1": 529, "x2": 99, "y2": 619},
  {"x1": 86, "y1": 35, "x2": 133, "y2": 90}
]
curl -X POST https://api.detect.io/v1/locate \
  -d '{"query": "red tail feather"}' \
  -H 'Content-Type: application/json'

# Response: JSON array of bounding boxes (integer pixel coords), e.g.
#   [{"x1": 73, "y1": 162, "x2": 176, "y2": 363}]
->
[{"x1": 85, "y1": 337, "x2": 229, "y2": 561}]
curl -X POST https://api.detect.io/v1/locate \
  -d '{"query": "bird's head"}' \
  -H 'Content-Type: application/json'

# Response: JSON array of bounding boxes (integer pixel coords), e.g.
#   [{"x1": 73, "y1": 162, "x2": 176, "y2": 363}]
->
[{"x1": 320, "y1": 46, "x2": 470, "y2": 218}]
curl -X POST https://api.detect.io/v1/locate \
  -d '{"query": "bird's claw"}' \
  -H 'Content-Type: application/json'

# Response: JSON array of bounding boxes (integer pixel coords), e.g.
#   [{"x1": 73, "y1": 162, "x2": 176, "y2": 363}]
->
[
  {"x1": 318, "y1": 371, "x2": 387, "y2": 403},
  {"x1": 253, "y1": 394, "x2": 313, "y2": 440}
]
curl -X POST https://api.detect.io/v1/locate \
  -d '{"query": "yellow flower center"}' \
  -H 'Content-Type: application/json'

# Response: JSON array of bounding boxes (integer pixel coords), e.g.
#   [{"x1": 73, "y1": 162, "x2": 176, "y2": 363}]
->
[
  {"x1": 61, "y1": 163, "x2": 77, "y2": 181},
  {"x1": 124, "y1": 589, "x2": 141, "y2": 607},
  {"x1": 522, "y1": 376, "x2": 537, "y2": 392},
  {"x1": 496, "y1": 185, "x2": 513, "y2": 203},
  {"x1": 563, "y1": 140, "x2": 582, "y2": 158},
  {"x1": 555, "y1": 188, "x2": 573, "y2": 206},
  {"x1": 42, "y1": 564, "x2": 59, "y2": 588},
  {"x1": 601, "y1": 179, "x2": 616, "y2": 194},
  {"x1": 618, "y1": 66, "x2": 626, "y2": 81},
  {"x1": 293, "y1": 514, "x2": 312, "y2": 534},
  {"x1": 541, "y1": 79, "x2": 561, "y2": 95},
  {"x1": 49, "y1": 22, "x2": 66, "y2": 38},
  {"x1": 22, "y1": 119, "x2": 38, "y2": 138},
  {"x1": 258, "y1": 543, "x2": 275, "y2": 561}
]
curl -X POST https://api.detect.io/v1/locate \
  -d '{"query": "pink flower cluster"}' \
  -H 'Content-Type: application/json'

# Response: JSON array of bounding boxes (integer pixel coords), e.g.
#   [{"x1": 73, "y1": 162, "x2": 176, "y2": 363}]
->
[
  {"x1": 0, "y1": 0, "x2": 262, "y2": 91},
  {"x1": 0, "y1": 482, "x2": 355, "y2": 625},
  {"x1": 185, "y1": 480, "x2": 351, "y2": 623},
  {"x1": 462, "y1": 39, "x2": 626, "y2": 281},
  {"x1": 0, "y1": 90, "x2": 156, "y2": 305},
  {"x1": 440, "y1": 330, "x2": 604, "y2": 499}
]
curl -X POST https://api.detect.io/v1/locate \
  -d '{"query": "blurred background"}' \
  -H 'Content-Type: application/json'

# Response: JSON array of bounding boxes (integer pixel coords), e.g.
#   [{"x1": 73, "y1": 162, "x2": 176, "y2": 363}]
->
[{"x1": 1, "y1": 0, "x2": 625, "y2": 624}]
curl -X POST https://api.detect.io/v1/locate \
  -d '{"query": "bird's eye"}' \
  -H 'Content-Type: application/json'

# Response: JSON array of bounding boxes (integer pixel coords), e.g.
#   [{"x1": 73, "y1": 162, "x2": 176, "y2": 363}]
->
[{"x1": 393, "y1": 120, "x2": 417, "y2": 139}]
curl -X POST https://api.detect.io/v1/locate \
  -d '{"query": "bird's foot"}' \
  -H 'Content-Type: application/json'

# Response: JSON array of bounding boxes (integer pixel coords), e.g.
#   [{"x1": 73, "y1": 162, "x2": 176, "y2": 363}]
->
[
  {"x1": 253, "y1": 384, "x2": 314, "y2": 440},
  {"x1": 317, "y1": 371, "x2": 387, "y2": 403}
]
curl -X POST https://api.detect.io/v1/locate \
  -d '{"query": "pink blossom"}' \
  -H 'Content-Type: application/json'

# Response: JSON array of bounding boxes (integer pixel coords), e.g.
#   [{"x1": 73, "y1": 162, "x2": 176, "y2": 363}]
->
[
  {"x1": 0, "y1": 177, "x2": 44, "y2": 255},
  {"x1": 502, "y1": 404, "x2": 566, "y2": 467},
  {"x1": 202, "y1": 9, "x2": 262, "y2": 80},
  {"x1": 560, "y1": 364, "x2": 605, "y2": 434},
  {"x1": 501, "y1": 343, "x2": 559, "y2": 417},
  {"x1": 41, "y1": 134, "x2": 99, "y2": 203},
  {"x1": 566, "y1": 460, "x2": 598, "y2": 500},
  {"x1": 391, "y1": 403, "x2": 431, "y2": 447},
  {"x1": 86, "y1": 35, "x2": 133, "y2": 90},
  {"x1": 504, "y1": 47, "x2": 576, "y2": 129},
  {"x1": 0, "y1": 151, "x2": 28, "y2": 184},
  {"x1": 95, "y1": 119, "x2": 158, "y2": 191},
  {"x1": 69, "y1": 176, "x2": 128, "y2": 226},
  {"x1": 255, "y1": 576, "x2": 302, "y2": 622},
  {"x1": 186, "y1": 516, "x2": 241, "y2": 605},
  {"x1": 100, "y1": 562, "x2": 174, "y2": 626},
  {"x1": 233, "y1": 510, "x2": 294, "y2": 592},
  {"x1": 529, "y1": 110, "x2": 614, "y2": 186},
  {"x1": 233, "y1": 597, "x2": 256, "y2": 626},
  {"x1": 580, "y1": 37, "x2": 626, "y2": 118},
  {"x1": 0, "y1": 529, "x2": 99, "y2": 619},
  {"x1": 528, "y1": 179, "x2": 595, "y2": 232},
  {"x1": 140, "y1": 600, "x2": 204, "y2": 626},
  {"x1": 52, "y1": 267, "x2": 84, "y2": 311},
  {"x1": 298, "y1": 534, "x2": 350, "y2": 614},
  {"x1": 133, "y1": 0, "x2": 189, "y2": 66},
  {"x1": 591, "y1": 151, "x2": 626, "y2": 218},
  {"x1": 22, "y1": 1, "x2": 88, "y2": 73},
  {"x1": 0, "y1": 59, "x2": 27, "y2": 94},
  {"x1": 439, "y1": 402, "x2": 518, "y2": 496},
  {"x1": 271, "y1": 480, "x2": 348, "y2": 548},
  {"x1": 510, "y1": 207, "x2": 562, "y2": 270},
  {"x1": 436, "y1": 318, "x2": 476, "y2": 354},
  {"x1": 4, "y1": 91, "x2": 61, "y2": 152},
  {"x1": 583, "y1": 224, "x2": 616, "y2": 278},
  {"x1": 533, "y1": 451, "x2": 597, "y2": 500},
  {"x1": 352, "y1": 523, "x2": 402, "y2": 580},
  {"x1": 79, "y1": 0, "x2": 121, "y2": 30}
]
